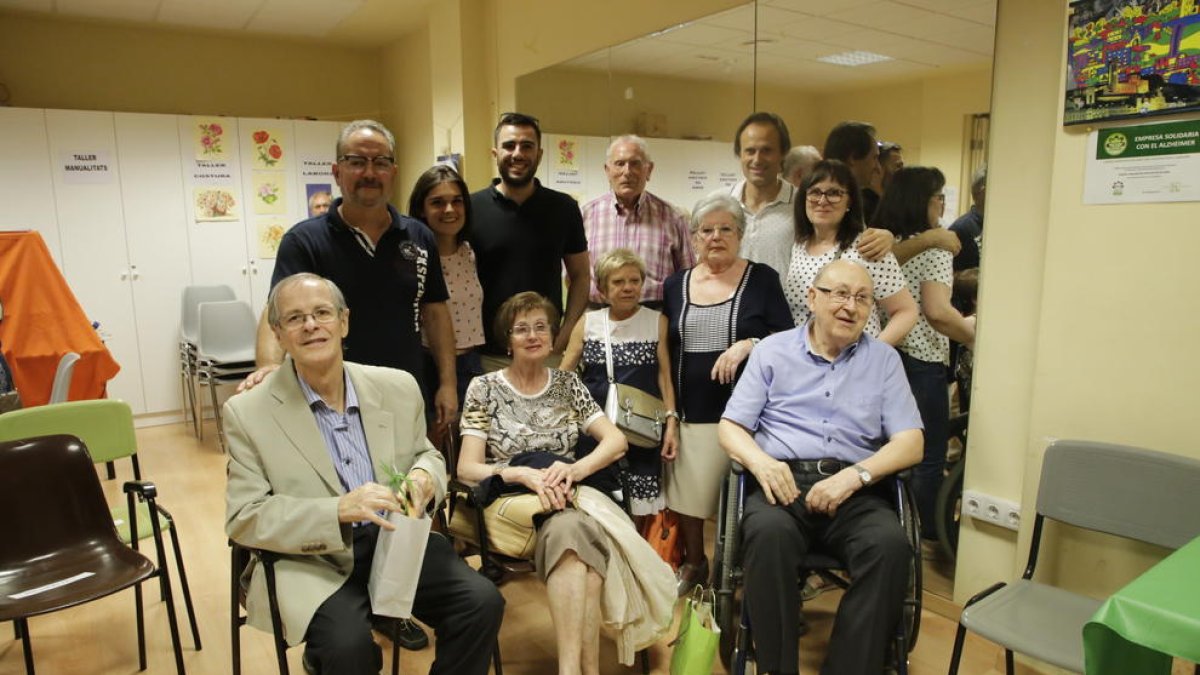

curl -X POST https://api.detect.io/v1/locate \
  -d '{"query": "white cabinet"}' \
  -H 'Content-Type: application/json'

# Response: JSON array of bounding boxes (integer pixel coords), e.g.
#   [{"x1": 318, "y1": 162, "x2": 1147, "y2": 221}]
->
[
  {"x1": 114, "y1": 112, "x2": 194, "y2": 414},
  {"x1": 0, "y1": 108, "x2": 341, "y2": 416},
  {"x1": 0, "y1": 108, "x2": 65, "y2": 264}
]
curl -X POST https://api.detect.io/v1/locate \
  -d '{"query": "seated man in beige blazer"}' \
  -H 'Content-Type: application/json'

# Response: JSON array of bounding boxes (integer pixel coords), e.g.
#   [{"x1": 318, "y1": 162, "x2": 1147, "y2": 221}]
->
[{"x1": 225, "y1": 272, "x2": 503, "y2": 675}]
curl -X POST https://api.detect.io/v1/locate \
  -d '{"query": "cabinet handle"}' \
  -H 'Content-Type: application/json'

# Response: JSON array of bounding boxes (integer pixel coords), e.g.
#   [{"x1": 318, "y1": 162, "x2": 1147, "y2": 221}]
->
[
  {"x1": 241, "y1": 266, "x2": 248, "y2": 275},
  {"x1": 130, "y1": 265, "x2": 140, "y2": 280},
  {"x1": 249, "y1": 259, "x2": 258, "y2": 275},
  {"x1": 120, "y1": 268, "x2": 129, "y2": 281}
]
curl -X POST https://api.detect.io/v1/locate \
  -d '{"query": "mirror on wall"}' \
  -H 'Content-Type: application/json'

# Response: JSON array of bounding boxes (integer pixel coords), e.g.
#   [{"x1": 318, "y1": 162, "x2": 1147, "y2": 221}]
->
[{"x1": 515, "y1": 0, "x2": 997, "y2": 602}]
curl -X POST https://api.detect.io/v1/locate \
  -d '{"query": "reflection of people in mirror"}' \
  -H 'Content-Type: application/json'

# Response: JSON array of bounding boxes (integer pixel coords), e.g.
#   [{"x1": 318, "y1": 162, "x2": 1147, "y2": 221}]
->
[{"x1": 307, "y1": 190, "x2": 332, "y2": 217}]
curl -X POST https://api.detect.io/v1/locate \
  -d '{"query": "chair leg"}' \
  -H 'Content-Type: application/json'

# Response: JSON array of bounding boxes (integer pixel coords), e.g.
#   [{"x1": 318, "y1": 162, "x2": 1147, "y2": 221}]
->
[
  {"x1": 640, "y1": 648, "x2": 650, "y2": 674},
  {"x1": 947, "y1": 622, "x2": 968, "y2": 675},
  {"x1": 150, "y1": 533, "x2": 187, "y2": 675},
  {"x1": 1005, "y1": 649, "x2": 1014, "y2": 675},
  {"x1": 391, "y1": 622, "x2": 400, "y2": 675},
  {"x1": 13, "y1": 619, "x2": 22, "y2": 639},
  {"x1": 17, "y1": 618, "x2": 34, "y2": 675},
  {"x1": 231, "y1": 551, "x2": 242, "y2": 675},
  {"x1": 106, "y1": 461, "x2": 116, "y2": 480},
  {"x1": 135, "y1": 581, "x2": 148, "y2": 671},
  {"x1": 493, "y1": 639, "x2": 504, "y2": 675},
  {"x1": 210, "y1": 378, "x2": 227, "y2": 452},
  {"x1": 168, "y1": 520, "x2": 202, "y2": 649}
]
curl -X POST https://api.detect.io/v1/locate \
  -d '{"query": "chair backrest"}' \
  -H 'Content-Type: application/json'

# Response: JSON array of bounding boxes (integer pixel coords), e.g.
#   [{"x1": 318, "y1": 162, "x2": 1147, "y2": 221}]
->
[
  {"x1": 48, "y1": 352, "x2": 81, "y2": 404},
  {"x1": 197, "y1": 300, "x2": 257, "y2": 364},
  {"x1": 0, "y1": 399, "x2": 138, "y2": 465},
  {"x1": 0, "y1": 435, "x2": 121, "y2": 566},
  {"x1": 1037, "y1": 439, "x2": 1200, "y2": 550},
  {"x1": 181, "y1": 285, "x2": 236, "y2": 343}
]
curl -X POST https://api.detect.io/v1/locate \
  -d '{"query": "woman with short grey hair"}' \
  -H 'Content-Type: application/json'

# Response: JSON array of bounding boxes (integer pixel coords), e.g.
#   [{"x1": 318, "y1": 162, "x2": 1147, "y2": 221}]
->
[{"x1": 662, "y1": 190, "x2": 793, "y2": 594}]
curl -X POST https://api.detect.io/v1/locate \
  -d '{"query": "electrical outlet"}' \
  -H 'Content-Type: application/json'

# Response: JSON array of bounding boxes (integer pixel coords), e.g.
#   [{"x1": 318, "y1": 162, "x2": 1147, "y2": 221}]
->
[{"x1": 961, "y1": 489, "x2": 1021, "y2": 532}]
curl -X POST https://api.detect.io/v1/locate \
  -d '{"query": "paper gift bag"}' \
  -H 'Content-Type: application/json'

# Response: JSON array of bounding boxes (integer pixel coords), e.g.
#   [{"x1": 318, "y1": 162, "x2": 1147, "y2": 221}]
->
[
  {"x1": 669, "y1": 585, "x2": 720, "y2": 675},
  {"x1": 367, "y1": 511, "x2": 432, "y2": 618}
]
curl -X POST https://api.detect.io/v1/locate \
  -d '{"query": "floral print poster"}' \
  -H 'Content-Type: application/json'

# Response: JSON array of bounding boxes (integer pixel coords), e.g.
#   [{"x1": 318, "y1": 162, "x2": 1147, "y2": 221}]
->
[
  {"x1": 249, "y1": 128, "x2": 286, "y2": 170},
  {"x1": 257, "y1": 217, "x2": 289, "y2": 258},
  {"x1": 194, "y1": 120, "x2": 230, "y2": 161},
  {"x1": 252, "y1": 173, "x2": 287, "y2": 214},
  {"x1": 194, "y1": 187, "x2": 238, "y2": 221}
]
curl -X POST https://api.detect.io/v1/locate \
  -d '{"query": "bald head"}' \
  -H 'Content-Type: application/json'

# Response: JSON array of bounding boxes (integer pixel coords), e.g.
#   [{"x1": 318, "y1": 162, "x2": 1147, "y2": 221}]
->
[{"x1": 813, "y1": 259, "x2": 874, "y2": 294}]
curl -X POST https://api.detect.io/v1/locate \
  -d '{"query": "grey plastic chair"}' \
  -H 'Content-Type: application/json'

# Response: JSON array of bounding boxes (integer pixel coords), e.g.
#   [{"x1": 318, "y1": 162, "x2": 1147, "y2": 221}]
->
[
  {"x1": 195, "y1": 300, "x2": 256, "y2": 452},
  {"x1": 947, "y1": 440, "x2": 1200, "y2": 674},
  {"x1": 179, "y1": 285, "x2": 236, "y2": 435},
  {"x1": 48, "y1": 352, "x2": 80, "y2": 404}
]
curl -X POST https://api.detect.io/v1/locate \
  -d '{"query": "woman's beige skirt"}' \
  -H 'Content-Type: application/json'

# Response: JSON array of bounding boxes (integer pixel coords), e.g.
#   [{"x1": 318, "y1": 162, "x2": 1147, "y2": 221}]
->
[
  {"x1": 663, "y1": 422, "x2": 731, "y2": 519},
  {"x1": 534, "y1": 508, "x2": 609, "y2": 581}
]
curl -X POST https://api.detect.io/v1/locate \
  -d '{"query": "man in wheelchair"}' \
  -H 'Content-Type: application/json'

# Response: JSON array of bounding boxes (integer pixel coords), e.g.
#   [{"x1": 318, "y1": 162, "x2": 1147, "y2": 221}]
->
[{"x1": 717, "y1": 259, "x2": 924, "y2": 675}]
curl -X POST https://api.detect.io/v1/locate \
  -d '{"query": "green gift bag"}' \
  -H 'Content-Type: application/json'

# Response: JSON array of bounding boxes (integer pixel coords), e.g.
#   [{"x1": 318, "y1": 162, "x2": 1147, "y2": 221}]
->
[{"x1": 669, "y1": 585, "x2": 720, "y2": 675}]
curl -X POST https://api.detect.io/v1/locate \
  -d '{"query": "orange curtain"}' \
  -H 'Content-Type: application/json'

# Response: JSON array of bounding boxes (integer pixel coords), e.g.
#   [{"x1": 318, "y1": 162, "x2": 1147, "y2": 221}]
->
[{"x1": 0, "y1": 231, "x2": 120, "y2": 405}]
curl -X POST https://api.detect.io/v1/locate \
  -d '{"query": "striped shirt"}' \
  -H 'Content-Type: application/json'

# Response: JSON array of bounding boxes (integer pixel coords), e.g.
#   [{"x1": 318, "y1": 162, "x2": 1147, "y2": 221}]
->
[
  {"x1": 582, "y1": 190, "x2": 695, "y2": 303},
  {"x1": 297, "y1": 369, "x2": 376, "y2": 514}
]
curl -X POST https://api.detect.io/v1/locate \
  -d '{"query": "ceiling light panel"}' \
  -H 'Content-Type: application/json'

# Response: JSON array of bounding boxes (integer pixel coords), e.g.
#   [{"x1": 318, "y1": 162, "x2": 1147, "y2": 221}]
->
[{"x1": 816, "y1": 50, "x2": 894, "y2": 66}]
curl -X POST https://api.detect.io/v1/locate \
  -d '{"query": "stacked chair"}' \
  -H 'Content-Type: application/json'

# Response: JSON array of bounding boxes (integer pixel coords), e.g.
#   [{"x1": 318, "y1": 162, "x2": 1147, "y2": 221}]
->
[
  {"x1": 178, "y1": 285, "x2": 235, "y2": 435},
  {"x1": 195, "y1": 300, "x2": 257, "y2": 452}
]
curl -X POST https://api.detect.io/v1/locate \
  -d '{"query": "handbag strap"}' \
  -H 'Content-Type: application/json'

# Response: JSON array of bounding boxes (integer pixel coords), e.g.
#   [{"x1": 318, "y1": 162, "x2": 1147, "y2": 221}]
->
[{"x1": 602, "y1": 311, "x2": 616, "y2": 385}]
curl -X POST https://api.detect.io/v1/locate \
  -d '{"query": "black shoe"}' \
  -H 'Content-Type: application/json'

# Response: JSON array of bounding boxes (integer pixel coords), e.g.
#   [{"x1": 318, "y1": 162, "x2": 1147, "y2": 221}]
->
[
  {"x1": 301, "y1": 650, "x2": 318, "y2": 675},
  {"x1": 373, "y1": 616, "x2": 430, "y2": 651}
]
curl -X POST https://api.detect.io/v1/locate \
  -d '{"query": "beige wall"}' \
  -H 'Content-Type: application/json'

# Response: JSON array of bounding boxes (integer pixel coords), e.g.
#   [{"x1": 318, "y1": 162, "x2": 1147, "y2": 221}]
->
[
  {"x1": 0, "y1": 12, "x2": 381, "y2": 120},
  {"x1": 958, "y1": 0, "x2": 1200, "y2": 620}
]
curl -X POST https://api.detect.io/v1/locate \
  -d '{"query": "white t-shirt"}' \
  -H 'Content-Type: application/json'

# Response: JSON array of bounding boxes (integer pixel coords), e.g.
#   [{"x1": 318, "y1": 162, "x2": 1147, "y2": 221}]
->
[{"x1": 783, "y1": 232, "x2": 907, "y2": 337}]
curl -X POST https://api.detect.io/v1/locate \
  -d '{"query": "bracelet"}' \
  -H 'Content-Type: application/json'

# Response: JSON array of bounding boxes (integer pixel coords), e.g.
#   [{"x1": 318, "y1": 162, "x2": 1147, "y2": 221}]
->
[
  {"x1": 748, "y1": 337, "x2": 761, "y2": 348},
  {"x1": 664, "y1": 410, "x2": 680, "y2": 421}
]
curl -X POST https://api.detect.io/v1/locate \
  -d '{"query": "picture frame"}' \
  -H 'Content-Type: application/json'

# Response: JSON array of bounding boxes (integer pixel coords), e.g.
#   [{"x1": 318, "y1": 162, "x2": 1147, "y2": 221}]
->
[{"x1": 1064, "y1": 0, "x2": 1200, "y2": 126}]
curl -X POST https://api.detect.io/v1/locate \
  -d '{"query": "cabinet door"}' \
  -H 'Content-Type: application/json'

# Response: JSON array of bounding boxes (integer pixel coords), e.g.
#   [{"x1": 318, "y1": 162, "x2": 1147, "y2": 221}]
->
[
  {"x1": 115, "y1": 112, "x2": 194, "y2": 414},
  {"x1": 0, "y1": 108, "x2": 63, "y2": 263},
  {"x1": 179, "y1": 115, "x2": 252, "y2": 304},
  {"x1": 44, "y1": 109, "x2": 144, "y2": 411}
]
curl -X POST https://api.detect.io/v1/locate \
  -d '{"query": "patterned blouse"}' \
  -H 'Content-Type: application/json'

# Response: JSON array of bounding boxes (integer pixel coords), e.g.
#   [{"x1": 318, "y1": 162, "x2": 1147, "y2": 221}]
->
[{"x1": 460, "y1": 368, "x2": 603, "y2": 463}]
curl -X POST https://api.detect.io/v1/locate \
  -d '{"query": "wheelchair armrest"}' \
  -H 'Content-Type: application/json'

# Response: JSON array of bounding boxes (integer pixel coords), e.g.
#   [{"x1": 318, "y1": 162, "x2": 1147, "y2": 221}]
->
[{"x1": 731, "y1": 461, "x2": 746, "y2": 475}]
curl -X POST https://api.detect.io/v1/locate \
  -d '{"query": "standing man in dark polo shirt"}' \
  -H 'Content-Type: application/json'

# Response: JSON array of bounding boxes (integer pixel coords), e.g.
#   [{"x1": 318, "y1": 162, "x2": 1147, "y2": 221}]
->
[
  {"x1": 469, "y1": 112, "x2": 589, "y2": 365},
  {"x1": 239, "y1": 121, "x2": 457, "y2": 652}
]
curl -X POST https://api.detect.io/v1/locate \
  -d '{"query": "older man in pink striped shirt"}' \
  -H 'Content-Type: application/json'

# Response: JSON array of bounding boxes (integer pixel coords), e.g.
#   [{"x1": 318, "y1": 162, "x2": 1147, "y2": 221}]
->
[{"x1": 581, "y1": 135, "x2": 694, "y2": 309}]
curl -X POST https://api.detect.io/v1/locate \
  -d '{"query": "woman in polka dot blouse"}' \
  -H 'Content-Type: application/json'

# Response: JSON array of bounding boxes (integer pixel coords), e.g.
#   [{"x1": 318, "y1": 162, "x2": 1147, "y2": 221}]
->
[
  {"x1": 873, "y1": 166, "x2": 976, "y2": 543},
  {"x1": 782, "y1": 160, "x2": 918, "y2": 345}
]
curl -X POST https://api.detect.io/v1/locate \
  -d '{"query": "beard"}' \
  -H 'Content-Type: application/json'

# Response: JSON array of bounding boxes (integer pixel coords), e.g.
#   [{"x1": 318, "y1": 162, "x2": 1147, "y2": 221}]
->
[{"x1": 499, "y1": 158, "x2": 537, "y2": 189}]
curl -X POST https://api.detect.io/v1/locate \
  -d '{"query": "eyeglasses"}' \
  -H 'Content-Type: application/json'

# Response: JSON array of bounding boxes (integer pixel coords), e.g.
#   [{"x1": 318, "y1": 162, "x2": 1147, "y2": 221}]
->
[
  {"x1": 338, "y1": 154, "x2": 396, "y2": 172},
  {"x1": 814, "y1": 286, "x2": 873, "y2": 307},
  {"x1": 697, "y1": 225, "x2": 737, "y2": 239},
  {"x1": 279, "y1": 306, "x2": 341, "y2": 330},
  {"x1": 806, "y1": 188, "x2": 848, "y2": 205},
  {"x1": 510, "y1": 322, "x2": 552, "y2": 337}
]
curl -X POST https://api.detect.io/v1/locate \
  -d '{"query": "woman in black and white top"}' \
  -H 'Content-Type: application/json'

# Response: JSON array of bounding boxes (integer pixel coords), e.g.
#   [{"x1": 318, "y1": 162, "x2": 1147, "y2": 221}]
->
[{"x1": 873, "y1": 166, "x2": 976, "y2": 543}]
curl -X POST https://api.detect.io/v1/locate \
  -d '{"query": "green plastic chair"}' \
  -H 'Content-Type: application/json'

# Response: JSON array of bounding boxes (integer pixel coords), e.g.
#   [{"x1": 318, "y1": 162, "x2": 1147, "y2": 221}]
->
[{"x1": 0, "y1": 400, "x2": 202, "y2": 650}]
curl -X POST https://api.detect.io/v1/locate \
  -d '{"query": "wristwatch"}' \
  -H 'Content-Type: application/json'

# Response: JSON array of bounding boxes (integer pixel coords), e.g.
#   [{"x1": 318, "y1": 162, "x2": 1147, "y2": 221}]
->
[{"x1": 853, "y1": 464, "x2": 873, "y2": 486}]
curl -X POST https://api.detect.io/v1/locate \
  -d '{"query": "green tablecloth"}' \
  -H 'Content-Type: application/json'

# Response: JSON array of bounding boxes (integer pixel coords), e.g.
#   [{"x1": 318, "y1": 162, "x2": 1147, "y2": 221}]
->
[{"x1": 1083, "y1": 536, "x2": 1200, "y2": 675}]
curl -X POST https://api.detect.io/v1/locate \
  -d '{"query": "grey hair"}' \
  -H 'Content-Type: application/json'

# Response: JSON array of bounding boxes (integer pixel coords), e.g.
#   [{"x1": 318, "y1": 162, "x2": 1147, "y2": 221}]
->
[
  {"x1": 783, "y1": 145, "x2": 821, "y2": 177},
  {"x1": 336, "y1": 120, "x2": 396, "y2": 157},
  {"x1": 606, "y1": 135, "x2": 652, "y2": 164},
  {"x1": 971, "y1": 163, "x2": 988, "y2": 196},
  {"x1": 689, "y1": 191, "x2": 746, "y2": 237},
  {"x1": 812, "y1": 259, "x2": 874, "y2": 293},
  {"x1": 267, "y1": 273, "x2": 349, "y2": 327}
]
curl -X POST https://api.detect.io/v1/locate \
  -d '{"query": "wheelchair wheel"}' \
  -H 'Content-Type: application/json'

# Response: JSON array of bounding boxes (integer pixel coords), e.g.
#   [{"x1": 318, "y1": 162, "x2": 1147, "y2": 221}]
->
[
  {"x1": 935, "y1": 459, "x2": 965, "y2": 563},
  {"x1": 714, "y1": 472, "x2": 741, "y2": 668},
  {"x1": 902, "y1": 479, "x2": 922, "y2": 652}
]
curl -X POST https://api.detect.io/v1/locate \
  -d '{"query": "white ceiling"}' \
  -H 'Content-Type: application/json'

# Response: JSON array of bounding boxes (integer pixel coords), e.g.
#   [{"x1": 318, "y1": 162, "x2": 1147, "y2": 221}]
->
[
  {"x1": 562, "y1": 0, "x2": 997, "y2": 90},
  {"x1": 0, "y1": 0, "x2": 433, "y2": 44}
]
